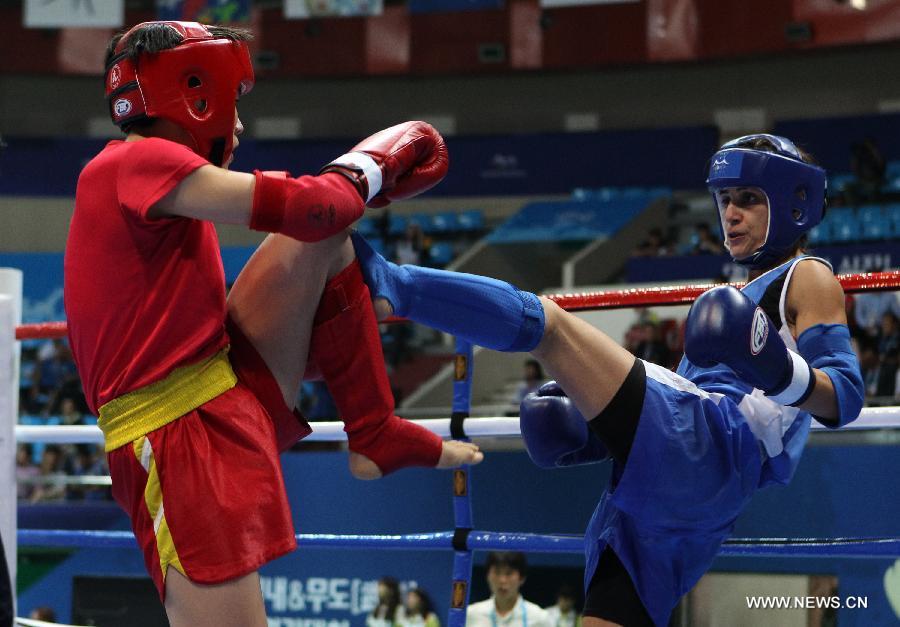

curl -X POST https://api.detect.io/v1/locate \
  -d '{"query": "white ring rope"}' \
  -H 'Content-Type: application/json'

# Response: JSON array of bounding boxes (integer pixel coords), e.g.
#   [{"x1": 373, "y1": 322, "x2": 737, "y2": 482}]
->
[{"x1": 14, "y1": 407, "x2": 900, "y2": 445}]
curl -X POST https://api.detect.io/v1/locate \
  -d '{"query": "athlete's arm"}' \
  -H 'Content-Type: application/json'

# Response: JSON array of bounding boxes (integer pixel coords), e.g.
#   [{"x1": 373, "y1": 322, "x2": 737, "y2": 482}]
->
[
  {"x1": 150, "y1": 165, "x2": 255, "y2": 224},
  {"x1": 787, "y1": 259, "x2": 862, "y2": 423}
]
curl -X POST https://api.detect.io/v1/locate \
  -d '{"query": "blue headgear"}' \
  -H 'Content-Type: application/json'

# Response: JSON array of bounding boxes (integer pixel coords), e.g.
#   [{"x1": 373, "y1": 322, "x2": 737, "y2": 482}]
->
[{"x1": 706, "y1": 134, "x2": 826, "y2": 269}]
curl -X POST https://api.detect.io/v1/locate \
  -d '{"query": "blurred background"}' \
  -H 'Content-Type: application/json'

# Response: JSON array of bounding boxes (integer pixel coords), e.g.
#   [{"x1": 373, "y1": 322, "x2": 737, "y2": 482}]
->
[{"x1": 3, "y1": 0, "x2": 900, "y2": 625}]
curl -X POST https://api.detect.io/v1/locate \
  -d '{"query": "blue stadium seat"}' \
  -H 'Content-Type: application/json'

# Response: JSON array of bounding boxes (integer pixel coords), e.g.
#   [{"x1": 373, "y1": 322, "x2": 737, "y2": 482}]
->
[
  {"x1": 886, "y1": 160, "x2": 900, "y2": 179},
  {"x1": 457, "y1": 209, "x2": 485, "y2": 232},
  {"x1": 431, "y1": 211, "x2": 459, "y2": 233},
  {"x1": 808, "y1": 221, "x2": 832, "y2": 246},
  {"x1": 828, "y1": 207, "x2": 860, "y2": 243},
  {"x1": 860, "y1": 215, "x2": 890, "y2": 241},
  {"x1": 356, "y1": 216, "x2": 377, "y2": 237},
  {"x1": 827, "y1": 173, "x2": 856, "y2": 197},
  {"x1": 388, "y1": 213, "x2": 408, "y2": 236},
  {"x1": 857, "y1": 204, "x2": 883, "y2": 223},
  {"x1": 885, "y1": 203, "x2": 900, "y2": 234},
  {"x1": 407, "y1": 213, "x2": 432, "y2": 233},
  {"x1": 428, "y1": 242, "x2": 454, "y2": 266}
]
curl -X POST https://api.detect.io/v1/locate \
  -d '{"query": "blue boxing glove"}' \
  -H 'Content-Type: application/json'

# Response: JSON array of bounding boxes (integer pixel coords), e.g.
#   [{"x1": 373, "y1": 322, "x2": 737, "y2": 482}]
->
[
  {"x1": 520, "y1": 381, "x2": 608, "y2": 469},
  {"x1": 684, "y1": 285, "x2": 815, "y2": 406}
]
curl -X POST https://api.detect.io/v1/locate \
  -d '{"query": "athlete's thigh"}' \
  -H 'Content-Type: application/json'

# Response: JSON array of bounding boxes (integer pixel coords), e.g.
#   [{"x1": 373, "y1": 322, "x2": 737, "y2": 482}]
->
[
  {"x1": 165, "y1": 569, "x2": 267, "y2": 627},
  {"x1": 227, "y1": 232, "x2": 351, "y2": 403}
]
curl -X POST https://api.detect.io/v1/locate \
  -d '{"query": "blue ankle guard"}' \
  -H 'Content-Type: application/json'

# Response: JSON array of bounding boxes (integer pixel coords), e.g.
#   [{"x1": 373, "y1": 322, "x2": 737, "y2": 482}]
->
[{"x1": 352, "y1": 232, "x2": 545, "y2": 352}]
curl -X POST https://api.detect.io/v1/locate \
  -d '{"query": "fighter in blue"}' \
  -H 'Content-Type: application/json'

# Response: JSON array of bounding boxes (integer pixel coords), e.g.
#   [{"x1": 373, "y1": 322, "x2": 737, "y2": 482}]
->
[{"x1": 350, "y1": 134, "x2": 864, "y2": 626}]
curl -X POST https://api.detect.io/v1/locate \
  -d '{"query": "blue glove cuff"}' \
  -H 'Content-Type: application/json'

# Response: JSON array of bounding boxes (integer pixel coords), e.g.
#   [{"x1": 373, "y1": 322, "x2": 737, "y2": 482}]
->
[{"x1": 797, "y1": 323, "x2": 864, "y2": 427}]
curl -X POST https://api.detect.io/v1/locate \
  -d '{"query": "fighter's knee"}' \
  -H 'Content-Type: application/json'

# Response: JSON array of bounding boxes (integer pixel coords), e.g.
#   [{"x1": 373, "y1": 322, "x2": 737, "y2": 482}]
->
[{"x1": 534, "y1": 296, "x2": 563, "y2": 353}]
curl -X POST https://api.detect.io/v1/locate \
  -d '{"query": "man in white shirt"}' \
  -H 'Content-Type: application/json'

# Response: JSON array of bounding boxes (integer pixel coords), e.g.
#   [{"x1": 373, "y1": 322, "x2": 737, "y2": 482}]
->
[
  {"x1": 467, "y1": 552, "x2": 551, "y2": 627},
  {"x1": 544, "y1": 584, "x2": 582, "y2": 627}
]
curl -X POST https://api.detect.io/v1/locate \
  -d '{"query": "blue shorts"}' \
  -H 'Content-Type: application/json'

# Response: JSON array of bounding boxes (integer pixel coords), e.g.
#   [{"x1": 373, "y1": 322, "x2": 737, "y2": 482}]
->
[{"x1": 584, "y1": 360, "x2": 765, "y2": 626}]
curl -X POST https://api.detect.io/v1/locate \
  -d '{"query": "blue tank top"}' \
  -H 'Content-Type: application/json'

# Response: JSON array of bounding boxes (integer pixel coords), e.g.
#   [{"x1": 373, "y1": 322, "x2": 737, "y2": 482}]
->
[{"x1": 677, "y1": 255, "x2": 830, "y2": 486}]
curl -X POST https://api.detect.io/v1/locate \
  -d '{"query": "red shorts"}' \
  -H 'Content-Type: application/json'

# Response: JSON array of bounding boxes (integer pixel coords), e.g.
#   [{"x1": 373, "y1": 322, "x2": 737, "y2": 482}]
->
[{"x1": 108, "y1": 320, "x2": 310, "y2": 600}]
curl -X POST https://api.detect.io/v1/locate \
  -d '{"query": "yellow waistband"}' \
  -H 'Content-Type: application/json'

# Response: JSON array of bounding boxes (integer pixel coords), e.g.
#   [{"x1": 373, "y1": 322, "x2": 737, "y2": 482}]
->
[{"x1": 98, "y1": 348, "x2": 237, "y2": 452}]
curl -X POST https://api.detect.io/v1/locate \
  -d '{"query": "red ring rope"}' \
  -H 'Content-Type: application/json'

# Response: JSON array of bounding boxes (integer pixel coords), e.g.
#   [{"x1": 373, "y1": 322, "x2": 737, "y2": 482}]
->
[{"x1": 13, "y1": 270, "x2": 900, "y2": 340}]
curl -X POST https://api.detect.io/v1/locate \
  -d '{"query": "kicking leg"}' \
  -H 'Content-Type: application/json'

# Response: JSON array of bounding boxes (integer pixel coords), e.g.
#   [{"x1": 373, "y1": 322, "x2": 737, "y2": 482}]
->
[
  {"x1": 307, "y1": 255, "x2": 481, "y2": 478},
  {"x1": 352, "y1": 232, "x2": 635, "y2": 420},
  {"x1": 229, "y1": 232, "x2": 481, "y2": 476}
]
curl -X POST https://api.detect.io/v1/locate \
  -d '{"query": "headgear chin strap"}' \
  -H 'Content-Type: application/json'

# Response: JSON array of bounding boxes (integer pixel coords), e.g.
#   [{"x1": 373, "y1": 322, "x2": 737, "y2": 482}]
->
[
  {"x1": 104, "y1": 21, "x2": 254, "y2": 167},
  {"x1": 706, "y1": 133, "x2": 826, "y2": 269}
]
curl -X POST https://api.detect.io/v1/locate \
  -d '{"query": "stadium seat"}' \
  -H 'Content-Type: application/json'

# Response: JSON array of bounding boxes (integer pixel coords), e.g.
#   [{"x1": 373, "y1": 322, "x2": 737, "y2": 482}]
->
[
  {"x1": 828, "y1": 207, "x2": 860, "y2": 243},
  {"x1": 431, "y1": 211, "x2": 459, "y2": 234},
  {"x1": 356, "y1": 216, "x2": 377, "y2": 237},
  {"x1": 827, "y1": 173, "x2": 856, "y2": 196},
  {"x1": 407, "y1": 213, "x2": 432, "y2": 233},
  {"x1": 428, "y1": 242, "x2": 454, "y2": 266},
  {"x1": 457, "y1": 209, "x2": 485, "y2": 232},
  {"x1": 808, "y1": 221, "x2": 832, "y2": 246},
  {"x1": 388, "y1": 213, "x2": 408, "y2": 236}
]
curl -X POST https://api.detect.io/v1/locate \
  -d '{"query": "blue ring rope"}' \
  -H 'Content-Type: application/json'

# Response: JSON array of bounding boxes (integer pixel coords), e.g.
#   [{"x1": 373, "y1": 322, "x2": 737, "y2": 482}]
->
[{"x1": 18, "y1": 529, "x2": 900, "y2": 558}]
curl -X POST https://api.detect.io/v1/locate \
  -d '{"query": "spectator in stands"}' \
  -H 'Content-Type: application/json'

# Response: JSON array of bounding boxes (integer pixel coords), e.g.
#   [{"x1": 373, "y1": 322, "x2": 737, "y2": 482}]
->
[
  {"x1": 849, "y1": 137, "x2": 886, "y2": 204},
  {"x1": 34, "y1": 339, "x2": 79, "y2": 403},
  {"x1": 395, "y1": 222, "x2": 430, "y2": 266},
  {"x1": 56, "y1": 395, "x2": 86, "y2": 426},
  {"x1": 368, "y1": 577, "x2": 404, "y2": 627},
  {"x1": 880, "y1": 349, "x2": 900, "y2": 399},
  {"x1": 467, "y1": 552, "x2": 550, "y2": 627},
  {"x1": 858, "y1": 341, "x2": 880, "y2": 397},
  {"x1": 30, "y1": 444, "x2": 66, "y2": 503},
  {"x1": 691, "y1": 223, "x2": 724, "y2": 255},
  {"x1": 878, "y1": 312, "x2": 900, "y2": 361},
  {"x1": 16, "y1": 444, "x2": 39, "y2": 501},
  {"x1": 515, "y1": 360, "x2": 547, "y2": 405},
  {"x1": 854, "y1": 285, "x2": 900, "y2": 340},
  {"x1": 631, "y1": 227, "x2": 671, "y2": 257},
  {"x1": 64, "y1": 444, "x2": 109, "y2": 501},
  {"x1": 545, "y1": 584, "x2": 581, "y2": 627},
  {"x1": 632, "y1": 319, "x2": 671, "y2": 368},
  {"x1": 403, "y1": 588, "x2": 440, "y2": 627}
]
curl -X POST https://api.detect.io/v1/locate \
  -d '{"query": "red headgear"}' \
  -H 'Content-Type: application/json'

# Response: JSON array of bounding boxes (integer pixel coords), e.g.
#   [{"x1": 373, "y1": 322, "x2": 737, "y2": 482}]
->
[{"x1": 104, "y1": 21, "x2": 254, "y2": 166}]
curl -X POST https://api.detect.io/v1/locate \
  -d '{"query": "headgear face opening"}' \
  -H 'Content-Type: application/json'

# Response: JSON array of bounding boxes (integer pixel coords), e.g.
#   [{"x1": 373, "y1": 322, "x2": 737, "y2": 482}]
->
[
  {"x1": 706, "y1": 134, "x2": 826, "y2": 269},
  {"x1": 104, "y1": 21, "x2": 254, "y2": 167}
]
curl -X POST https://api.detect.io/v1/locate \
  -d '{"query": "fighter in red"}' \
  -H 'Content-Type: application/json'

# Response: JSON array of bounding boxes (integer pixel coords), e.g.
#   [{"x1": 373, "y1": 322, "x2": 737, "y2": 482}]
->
[{"x1": 64, "y1": 21, "x2": 481, "y2": 626}]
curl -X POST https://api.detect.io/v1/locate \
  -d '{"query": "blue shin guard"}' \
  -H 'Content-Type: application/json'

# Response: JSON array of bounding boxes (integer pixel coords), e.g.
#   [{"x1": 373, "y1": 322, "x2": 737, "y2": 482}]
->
[{"x1": 351, "y1": 232, "x2": 544, "y2": 352}]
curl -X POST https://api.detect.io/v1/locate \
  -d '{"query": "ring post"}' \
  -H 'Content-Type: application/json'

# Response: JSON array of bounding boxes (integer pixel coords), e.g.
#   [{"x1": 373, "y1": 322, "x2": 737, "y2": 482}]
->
[
  {"x1": 0, "y1": 268, "x2": 23, "y2": 613},
  {"x1": 448, "y1": 338, "x2": 475, "y2": 627}
]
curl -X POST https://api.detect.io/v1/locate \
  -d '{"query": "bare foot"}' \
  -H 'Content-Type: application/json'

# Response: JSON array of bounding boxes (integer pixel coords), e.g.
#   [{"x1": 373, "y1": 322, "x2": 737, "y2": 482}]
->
[
  {"x1": 348, "y1": 441, "x2": 484, "y2": 480},
  {"x1": 348, "y1": 451, "x2": 383, "y2": 480},
  {"x1": 436, "y1": 440, "x2": 484, "y2": 469},
  {"x1": 372, "y1": 297, "x2": 393, "y2": 322}
]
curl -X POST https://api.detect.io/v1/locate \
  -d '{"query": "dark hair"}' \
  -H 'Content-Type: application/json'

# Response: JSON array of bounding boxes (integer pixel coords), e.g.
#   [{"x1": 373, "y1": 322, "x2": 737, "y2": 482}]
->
[
  {"x1": 486, "y1": 551, "x2": 527, "y2": 577},
  {"x1": 556, "y1": 583, "x2": 576, "y2": 601},
  {"x1": 371, "y1": 576, "x2": 401, "y2": 621},
  {"x1": 524, "y1": 359, "x2": 544, "y2": 380},
  {"x1": 104, "y1": 23, "x2": 252, "y2": 132},
  {"x1": 104, "y1": 23, "x2": 253, "y2": 68},
  {"x1": 406, "y1": 588, "x2": 435, "y2": 618}
]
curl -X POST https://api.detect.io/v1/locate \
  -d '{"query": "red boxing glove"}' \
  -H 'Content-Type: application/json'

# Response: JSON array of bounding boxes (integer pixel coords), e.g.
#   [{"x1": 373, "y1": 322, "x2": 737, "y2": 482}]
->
[{"x1": 320, "y1": 121, "x2": 449, "y2": 208}]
